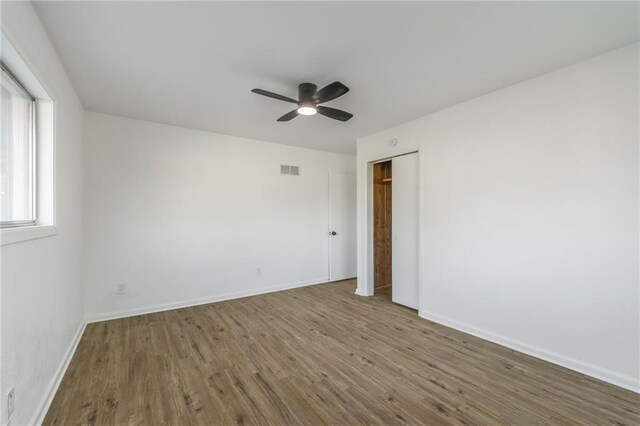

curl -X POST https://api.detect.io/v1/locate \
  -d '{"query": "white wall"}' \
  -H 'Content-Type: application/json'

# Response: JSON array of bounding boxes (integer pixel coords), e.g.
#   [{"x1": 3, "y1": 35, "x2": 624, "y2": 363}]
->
[
  {"x1": 1, "y1": 2, "x2": 85, "y2": 425},
  {"x1": 356, "y1": 44, "x2": 639, "y2": 391},
  {"x1": 83, "y1": 112, "x2": 355, "y2": 320}
]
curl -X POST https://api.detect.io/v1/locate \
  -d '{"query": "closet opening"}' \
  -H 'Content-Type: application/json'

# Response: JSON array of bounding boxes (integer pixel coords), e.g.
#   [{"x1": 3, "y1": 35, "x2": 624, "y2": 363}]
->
[
  {"x1": 369, "y1": 152, "x2": 419, "y2": 310},
  {"x1": 373, "y1": 160, "x2": 392, "y2": 298}
]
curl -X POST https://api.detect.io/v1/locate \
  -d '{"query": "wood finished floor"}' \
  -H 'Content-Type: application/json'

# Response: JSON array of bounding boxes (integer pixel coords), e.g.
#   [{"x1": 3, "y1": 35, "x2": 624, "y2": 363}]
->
[{"x1": 45, "y1": 280, "x2": 639, "y2": 425}]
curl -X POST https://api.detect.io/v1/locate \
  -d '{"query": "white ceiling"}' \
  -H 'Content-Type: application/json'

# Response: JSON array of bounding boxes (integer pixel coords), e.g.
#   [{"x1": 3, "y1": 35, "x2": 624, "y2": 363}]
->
[{"x1": 34, "y1": 1, "x2": 638, "y2": 155}]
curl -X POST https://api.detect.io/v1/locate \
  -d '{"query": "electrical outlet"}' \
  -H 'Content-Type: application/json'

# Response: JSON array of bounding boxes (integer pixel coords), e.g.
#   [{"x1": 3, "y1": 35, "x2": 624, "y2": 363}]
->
[
  {"x1": 7, "y1": 387, "x2": 15, "y2": 420},
  {"x1": 256, "y1": 268, "x2": 261, "y2": 277},
  {"x1": 116, "y1": 284, "x2": 126, "y2": 294}
]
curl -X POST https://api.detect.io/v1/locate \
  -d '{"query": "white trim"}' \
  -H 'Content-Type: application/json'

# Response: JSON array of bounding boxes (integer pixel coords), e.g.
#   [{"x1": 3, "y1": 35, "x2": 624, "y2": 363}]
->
[
  {"x1": 30, "y1": 320, "x2": 86, "y2": 426},
  {"x1": 327, "y1": 173, "x2": 333, "y2": 281},
  {"x1": 419, "y1": 310, "x2": 640, "y2": 394},
  {"x1": 86, "y1": 277, "x2": 330, "y2": 323},
  {"x1": 1, "y1": 33, "x2": 57, "y2": 236},
  {"x1": 1, "y1": 225, "x2": 57, "y2": 246},
  {"x1": 0, "y1": 33, "x2": 55, "y2": 100},
  {"x1": 364, "y1": 162, "x2": 375, "y2": 296},
  {"x1": 328, "y1": 172, "x2": 358, "y2": 282},
  {"x1": 354, "y1": 288, "x2": 368, "y2": 296}
]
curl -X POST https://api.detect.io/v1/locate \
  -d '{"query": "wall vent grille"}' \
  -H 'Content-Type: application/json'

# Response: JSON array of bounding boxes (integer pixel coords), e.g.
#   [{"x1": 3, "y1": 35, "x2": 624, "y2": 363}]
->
[{"x1": 280, "y1": 165, "x2": 300, "y2": 176}]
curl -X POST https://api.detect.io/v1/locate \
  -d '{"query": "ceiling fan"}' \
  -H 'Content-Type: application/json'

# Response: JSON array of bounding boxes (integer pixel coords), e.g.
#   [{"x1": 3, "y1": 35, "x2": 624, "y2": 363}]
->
[{"x1": 251, "y1": 82, "x2": 353, "y2": 122}]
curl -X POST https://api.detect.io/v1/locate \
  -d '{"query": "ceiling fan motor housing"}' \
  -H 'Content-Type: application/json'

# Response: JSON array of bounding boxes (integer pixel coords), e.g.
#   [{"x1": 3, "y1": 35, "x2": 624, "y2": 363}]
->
[{"x1": 298, "y1": 83, "x2": 318, "y2": 104}]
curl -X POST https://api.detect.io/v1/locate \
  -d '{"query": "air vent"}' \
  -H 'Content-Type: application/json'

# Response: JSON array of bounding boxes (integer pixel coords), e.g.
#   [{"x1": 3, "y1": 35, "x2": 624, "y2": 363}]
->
[{"x1": 280, "y1": 165, "x2": 300, "y2": 176}]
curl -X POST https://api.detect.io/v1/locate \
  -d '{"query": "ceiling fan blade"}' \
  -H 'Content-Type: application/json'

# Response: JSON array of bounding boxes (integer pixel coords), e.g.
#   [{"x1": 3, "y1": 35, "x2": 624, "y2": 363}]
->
[
  {"x1": 252, "y1": 88, "x2": 298, "y2": 104},
  {"x1": 314, "y1": 81, "x2": 349, "y2": 104},
  {"x1": 317, "y1": 106, "x2": 353, "y2": 122},
  {"x1": 277, "y1": 109, "x2": 299, "y2": 122}
]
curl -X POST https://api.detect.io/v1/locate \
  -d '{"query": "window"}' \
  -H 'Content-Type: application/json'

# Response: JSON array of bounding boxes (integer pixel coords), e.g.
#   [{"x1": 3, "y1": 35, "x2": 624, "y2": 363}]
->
[{"x1": 1, "y1": 63, "x2": 36, "y2": 228}]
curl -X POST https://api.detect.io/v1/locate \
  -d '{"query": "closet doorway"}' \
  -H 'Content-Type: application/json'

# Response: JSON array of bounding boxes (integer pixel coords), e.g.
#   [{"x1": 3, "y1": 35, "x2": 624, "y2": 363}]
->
[
  {"x1": 371, "y1": 152, "x2": 419, "y2": 310},
  {"x1": 373, "y1": 161, "x2": 393, "y2": 297}
]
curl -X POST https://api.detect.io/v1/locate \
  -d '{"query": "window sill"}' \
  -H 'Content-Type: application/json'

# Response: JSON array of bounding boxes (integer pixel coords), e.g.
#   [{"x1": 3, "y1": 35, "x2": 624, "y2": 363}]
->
[{"x1": 1, "y1": 225, "x2": 57, "y2": 246}]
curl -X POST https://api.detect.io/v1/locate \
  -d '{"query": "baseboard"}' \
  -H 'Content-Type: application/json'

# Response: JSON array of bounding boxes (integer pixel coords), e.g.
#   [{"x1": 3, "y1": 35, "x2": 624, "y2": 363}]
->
[
  {"x1": 419, "y1": 310, "x2": 639, "y2": 394},
  {"x1": 30, "y1": 320, "x2": 87, "y2": 426},
  {"x1": 329, "y1": 276, "x2": 357, "y2": 284},
  {"x1": 86, "y1": 277, "x2": 330, "y2": 323}
]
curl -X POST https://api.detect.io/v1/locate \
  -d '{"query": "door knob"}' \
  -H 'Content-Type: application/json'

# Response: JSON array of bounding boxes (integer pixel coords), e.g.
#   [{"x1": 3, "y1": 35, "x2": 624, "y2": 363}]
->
[{"x1": 330, "y1": 231, "x2": 337, "y2": 236}]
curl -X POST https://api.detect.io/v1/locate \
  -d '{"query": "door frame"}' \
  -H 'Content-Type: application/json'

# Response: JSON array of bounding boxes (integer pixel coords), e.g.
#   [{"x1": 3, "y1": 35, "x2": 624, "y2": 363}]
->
[
  {"x1": 328, "y1": 172, "x2": 357, "y2": 282},
  {"x1": 357, "y1": 148, "x2": 424, "y2": 314}
]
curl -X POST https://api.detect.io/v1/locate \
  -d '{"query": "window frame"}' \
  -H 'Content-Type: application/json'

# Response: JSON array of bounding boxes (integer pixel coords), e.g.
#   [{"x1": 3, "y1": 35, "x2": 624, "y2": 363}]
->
[{"x1": 1, "y1": 61, "x2": 37, "y2": 228}]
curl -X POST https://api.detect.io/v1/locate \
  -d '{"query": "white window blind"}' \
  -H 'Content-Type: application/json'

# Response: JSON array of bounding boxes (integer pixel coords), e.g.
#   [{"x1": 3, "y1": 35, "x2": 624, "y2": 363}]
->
[{"x1": 1, "y1": 63, "x2": 36, "y2": 227}]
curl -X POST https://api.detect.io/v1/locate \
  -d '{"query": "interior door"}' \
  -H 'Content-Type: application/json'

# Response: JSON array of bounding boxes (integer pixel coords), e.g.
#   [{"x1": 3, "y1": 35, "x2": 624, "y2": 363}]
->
[
  {"x1": 329, "y1": 173, "x2": 357, "y2": 281},
  {"x1": 392, "y1": 153, "x2": 419, "y2": 309}
]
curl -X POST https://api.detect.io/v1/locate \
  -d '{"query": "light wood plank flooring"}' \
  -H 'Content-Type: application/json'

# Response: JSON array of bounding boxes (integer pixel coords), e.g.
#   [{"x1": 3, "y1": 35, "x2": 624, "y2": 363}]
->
[{"x1": 45, "y1": 279, "x2": 639, "y2": 425}]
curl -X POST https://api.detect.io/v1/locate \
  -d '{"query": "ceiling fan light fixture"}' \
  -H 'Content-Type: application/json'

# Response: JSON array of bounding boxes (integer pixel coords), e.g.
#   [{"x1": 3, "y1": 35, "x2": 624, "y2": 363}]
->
[
  {"x1": 252, "y1": 82, "x2": 352, "y2": 122},
  {"x1": 297, "y1": 104, "x2": 317, "y2": 116}
]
